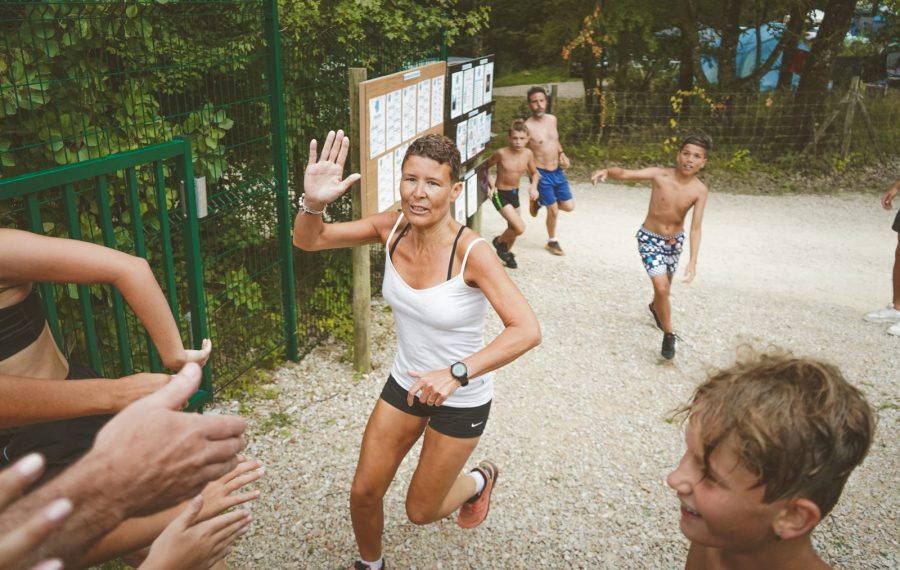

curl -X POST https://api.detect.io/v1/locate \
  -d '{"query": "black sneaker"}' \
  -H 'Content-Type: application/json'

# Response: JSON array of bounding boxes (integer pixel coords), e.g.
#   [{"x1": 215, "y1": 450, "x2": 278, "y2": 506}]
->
[
  {"x1": 661, "y1": 332, "x2": 676, "y2": 359},
  {"x1": 648, "y1": 303, "x2": 663, "y2": 330},
  {"x1": 492, "y1": 236, "x2": 511, "y2": 262},
  {"x1": 505, "y1": 251, "x2": 518, "y2": 269}
]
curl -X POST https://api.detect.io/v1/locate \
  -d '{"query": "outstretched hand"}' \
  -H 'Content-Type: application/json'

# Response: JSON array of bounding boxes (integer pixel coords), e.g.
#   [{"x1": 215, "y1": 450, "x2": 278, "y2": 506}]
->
[
  {"x1": 591, "y1": 169, "x2": 608, "y2": 185},
  {"x1": 303, "y1": 130, "x2": 362, "y2": 209},
  {"x1": 683, "y1": 265, "x2": 697, "y2": 283},
  {"x1": 0, "y1": 454, "x2": 70, "y2": 570},
  {"x1": 184, "y1": 338, "x2": 212, "y2": 368},
  {"x1": 882, "y1": 187, "x2": 897, "y2": 210}
]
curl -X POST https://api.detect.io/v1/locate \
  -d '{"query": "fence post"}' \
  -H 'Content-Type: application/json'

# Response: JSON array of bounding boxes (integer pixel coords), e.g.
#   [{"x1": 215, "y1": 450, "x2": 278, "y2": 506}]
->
[
  {"x1": 349, "y1": 67, "x2": 371, "y2": 373},
  {"x1": 264, "y1": 0, "x2": 299, "y2": 362},
  {"x1": 176, "y1": 136, "x2": 212, "y2": 409},
  {"x1": 841, "y1": 76, "x2": 860, "y2": 158}
]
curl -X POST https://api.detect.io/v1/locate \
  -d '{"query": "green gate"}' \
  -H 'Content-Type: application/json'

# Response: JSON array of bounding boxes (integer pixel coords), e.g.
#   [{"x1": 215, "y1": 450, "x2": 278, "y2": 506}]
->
[{"x1": 0, "y1": 138, "x2": 212, "y2": 408}]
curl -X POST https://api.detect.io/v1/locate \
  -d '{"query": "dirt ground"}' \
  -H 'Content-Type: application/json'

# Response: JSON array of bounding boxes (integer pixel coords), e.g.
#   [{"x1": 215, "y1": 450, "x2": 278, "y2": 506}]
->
[{"x1": 229, "y1": 179, "x2": 899, "y2": 569}]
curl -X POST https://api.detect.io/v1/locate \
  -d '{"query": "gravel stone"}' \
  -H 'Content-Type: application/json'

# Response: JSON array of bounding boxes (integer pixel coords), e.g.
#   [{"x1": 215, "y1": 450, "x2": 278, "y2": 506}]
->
[{"x1": 224, "y1": 183, "x2": 899, "y2": 569}]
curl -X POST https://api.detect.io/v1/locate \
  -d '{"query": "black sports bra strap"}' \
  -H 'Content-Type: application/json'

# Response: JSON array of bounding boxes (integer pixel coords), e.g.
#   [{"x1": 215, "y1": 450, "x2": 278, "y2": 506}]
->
[
  {"x1": 389, "y1": 223, "x2": 411, "y2": 260},
  {"x1": 447, "y1": 225, "x2": 466, "y2": 280}
]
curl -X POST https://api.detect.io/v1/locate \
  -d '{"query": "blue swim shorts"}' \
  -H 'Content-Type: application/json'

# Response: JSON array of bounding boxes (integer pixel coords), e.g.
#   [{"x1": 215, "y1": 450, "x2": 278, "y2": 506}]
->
[
  {"x1": 536, "y1": 167, "x2": 572, "y2": 206},
  {"x1": 636, "y1": 227, "x2": 684, "y2": 278}
]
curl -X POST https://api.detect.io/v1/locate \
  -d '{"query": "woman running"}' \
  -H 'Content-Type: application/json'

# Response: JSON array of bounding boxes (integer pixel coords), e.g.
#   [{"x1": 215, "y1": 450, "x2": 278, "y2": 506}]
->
[{"x1": 293, "y1": 130, "x2": 541, "y2": 570}]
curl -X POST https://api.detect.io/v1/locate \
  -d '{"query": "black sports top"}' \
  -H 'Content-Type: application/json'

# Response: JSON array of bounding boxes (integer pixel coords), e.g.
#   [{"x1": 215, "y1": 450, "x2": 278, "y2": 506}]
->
[{"x1": 0, "y1": 288, "x2": 46, "y2": 361}]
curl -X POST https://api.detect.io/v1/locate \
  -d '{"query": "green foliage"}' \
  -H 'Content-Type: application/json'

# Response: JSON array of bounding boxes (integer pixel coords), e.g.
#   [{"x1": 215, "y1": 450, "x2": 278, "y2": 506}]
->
[
  {"x1": 494, "y1": 66, "x2": 571, "y2": 87},
  {"x1": 723, "y1": 148, "x2": 754, "y2": 173}
]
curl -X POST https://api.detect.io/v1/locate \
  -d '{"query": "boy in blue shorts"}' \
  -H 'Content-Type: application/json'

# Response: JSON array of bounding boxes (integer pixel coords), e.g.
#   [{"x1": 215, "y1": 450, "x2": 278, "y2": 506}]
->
[
  {"x1": 591, "y1": 135, "x2": 710, "y2": 359},
  {"x1": 668, "y1": 349, "x2": 874, "y2": 570},
  {"x1": 485, "y1": 120, "x2": 540, "y2": 268},
  {"x1": 525, "y1": 86, "x2": 573, "y2": 256}
]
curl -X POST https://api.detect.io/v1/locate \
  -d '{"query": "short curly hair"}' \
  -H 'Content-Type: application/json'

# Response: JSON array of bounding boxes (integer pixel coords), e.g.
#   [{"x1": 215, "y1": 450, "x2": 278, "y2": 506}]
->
[
  {"x1": 675, "y1": 347, "x2": 874, "y2": 517},
  {"x1": 403, "y1": 134, "x2": 461, "y2": 182}
]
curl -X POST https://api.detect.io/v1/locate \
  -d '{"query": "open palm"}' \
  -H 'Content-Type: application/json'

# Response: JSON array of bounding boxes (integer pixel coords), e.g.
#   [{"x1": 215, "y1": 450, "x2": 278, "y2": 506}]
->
[{"x1": 303, "y1": 130, "x2": 361, "y2": 206}]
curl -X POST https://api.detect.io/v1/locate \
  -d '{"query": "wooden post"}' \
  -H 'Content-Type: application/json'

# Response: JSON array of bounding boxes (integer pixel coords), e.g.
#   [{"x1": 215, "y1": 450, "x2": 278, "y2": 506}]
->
[
  {"x1": 549, "y1": 84, "x2": 559, "y2": 114},
  {"x1": 841, "y1": 76, "x2": 860, "y2": 158},
  {"x1": 349, "y1": 67, "x2": 371, "y2": 372}
]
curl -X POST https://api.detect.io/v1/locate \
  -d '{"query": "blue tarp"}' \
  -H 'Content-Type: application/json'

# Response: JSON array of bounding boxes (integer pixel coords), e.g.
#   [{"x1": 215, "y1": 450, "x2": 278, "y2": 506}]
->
[{"x1": 700, "y1": 23, "x2": 806, "y2": 91}]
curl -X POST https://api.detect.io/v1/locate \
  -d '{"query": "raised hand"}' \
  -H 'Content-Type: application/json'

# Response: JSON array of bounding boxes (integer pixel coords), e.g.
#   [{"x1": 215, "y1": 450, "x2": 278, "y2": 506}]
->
[{"x1": 303, "y1": 130, "x2": 362, "y2": 209}]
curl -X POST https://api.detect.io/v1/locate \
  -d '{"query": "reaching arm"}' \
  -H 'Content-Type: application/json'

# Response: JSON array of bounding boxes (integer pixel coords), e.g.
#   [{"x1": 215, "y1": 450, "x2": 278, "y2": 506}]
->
[
  {"x1": 483, "y1": 151, "x2": 501, "y2": 195},
  {"x1": 591, "y1": 166, "x2": 667, "y2": 185},
  {"x1": 0, "y1": 373, "x2": 169, "y2": 428},
  {"x1": 683, "y1": 187, "x2": 709, "y2": 283},
  {"x1": 0, "y1": 230, "x2": 208, "y2": 371},
  {"x1": 0, "y1": 363, "x2": 246, "y2": 569},
  {"x1": 527, "y1": 151, "x2": 541, "y2": 201},
  {"x1": 291, "y1": 130, "x2": 393, "y2": 251},
  {"x1": 881, "y1": 179, "x2": 900, "y2": 210}
]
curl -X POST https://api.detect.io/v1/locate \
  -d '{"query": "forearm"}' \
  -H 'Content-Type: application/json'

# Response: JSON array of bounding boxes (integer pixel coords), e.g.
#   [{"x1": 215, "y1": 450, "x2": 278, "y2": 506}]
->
[
  {"x1": 291, "y1": 206, "x2": 329, "y2": 251},
  {"x1": 0, "y1": 377, "x2": 119, "y2": 427},
  {"x1": 464, "y1": 322, "x2": 541, "y2": 379},
  {"x1": 688, "y1": 229, "x2": 702, "y2": 265},
  {"x1": 78, "y1": 505, "x2": 180, "y2": 568},
  {"x1": 0, "y1": 455, "x2": 130, "y2": 569},
  {"x1": 113, "y1": 259, "x2": 186, "y2": 369}
]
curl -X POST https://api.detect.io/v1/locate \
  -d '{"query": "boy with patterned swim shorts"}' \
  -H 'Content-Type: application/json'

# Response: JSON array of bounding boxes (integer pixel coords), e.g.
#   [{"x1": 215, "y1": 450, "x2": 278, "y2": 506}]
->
[
  {"x1": 591, "y1": 135, "x2": 710, "y2": 359},
  {"x1": 667, "y1": 348, "x2": 874, "y2": 569},
  {"x1": 484, "y1": 119, "x2": 540, "y2": 268}
]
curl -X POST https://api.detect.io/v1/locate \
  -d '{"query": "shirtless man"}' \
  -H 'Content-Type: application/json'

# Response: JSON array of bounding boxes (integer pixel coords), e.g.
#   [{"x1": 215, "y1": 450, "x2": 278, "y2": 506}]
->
[
  {"x1": 525, "y1": 86, "x2": 572, "y2": 256},
  {"x1": 485, "y1": 119, "x2": 540, "y2": 268},
  {"x1": 591, "y1": 135, "x2": 711, "y2": 359}
]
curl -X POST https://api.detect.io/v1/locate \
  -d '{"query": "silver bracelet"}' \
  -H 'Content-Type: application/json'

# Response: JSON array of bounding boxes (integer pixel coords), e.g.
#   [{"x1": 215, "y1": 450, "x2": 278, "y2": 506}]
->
[{"x1": 299, "y1": 194, "x2": 325, "y2": 216}]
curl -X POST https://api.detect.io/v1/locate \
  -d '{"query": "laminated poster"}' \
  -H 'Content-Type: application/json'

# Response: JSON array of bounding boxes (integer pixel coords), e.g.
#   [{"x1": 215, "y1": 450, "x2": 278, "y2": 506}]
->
[
  {"x1": 466, "y1": 169, "x2": 477, "y2": 216},
  {"x1": 462, "y1": 68, "x2": 475, "y2": 113},
  {"x1": 377, "y1": 154, "x2": 394, "y2": 212},
  {"x1": 430, "y1": 76, "x2": 444, "y2": 128},
  {"x1": 402, "y1": 84, "x2": 417, "y2": 142},
  {"x1": 473, "y1": 65, "x2": 484, "y2": 108},
  {"x1": 393, "y1": 144, "x2": 407, "y2": 204},
  {"x1": 484, "y1": 62, "x2": 494, "y2": 101},
  {"x1": 455, "y1": 120, "x2": 468, "y2": 163},
  {"x1": 483, "y1": 112, "x2": 493, "y2": 150},
  {"x1": 385, "y1": 89, "x2": 402, "y2": 150},
  {"x1": 416, "y1": 79, "x2": 431, "y2": 135},
  {"x1": 454, "y1": 188, "x2": 467, "y2": 224},
  {"x1": 368, "y1": 95, "x2": 386, "y2": 159},
  {"x1": 467, "y1": 114, "x2": 479, "y2": 159},
  {"x1": 450, "y1": 72, "x2": 462, "y2": 119}
]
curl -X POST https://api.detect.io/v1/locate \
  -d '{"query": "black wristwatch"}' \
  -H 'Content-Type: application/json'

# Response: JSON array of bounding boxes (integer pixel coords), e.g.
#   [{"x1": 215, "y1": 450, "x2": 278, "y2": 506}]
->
[{"x1": 450, "y1": 361, "x2": 469, "y2": 387}]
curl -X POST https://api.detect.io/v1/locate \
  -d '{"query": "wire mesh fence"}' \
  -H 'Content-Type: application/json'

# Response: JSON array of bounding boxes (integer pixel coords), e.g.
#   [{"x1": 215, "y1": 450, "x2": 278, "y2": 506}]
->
[
  {"x1": 491, "y1": 86, "x2": 900, "y2": 167},
  {"x1": 1, "y1": 1, "x2": 444, "y2": 390}
]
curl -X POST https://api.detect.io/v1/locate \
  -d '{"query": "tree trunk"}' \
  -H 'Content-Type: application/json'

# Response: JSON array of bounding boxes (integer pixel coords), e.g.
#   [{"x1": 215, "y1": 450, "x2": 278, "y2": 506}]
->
[
  {"x1": 792, "y1": 0, "x2": 857, "y2": 147},
  {"x1": 777, "y1": 3, "x2": 806, "y2": 90},
  {"x1": 717, "y1": 0, "x2": 744, "y2": 89}
]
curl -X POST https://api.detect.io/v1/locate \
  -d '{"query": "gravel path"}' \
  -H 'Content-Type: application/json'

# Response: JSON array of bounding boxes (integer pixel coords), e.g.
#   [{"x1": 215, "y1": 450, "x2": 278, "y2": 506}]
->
[{"x1": 224, "y1": 181, "x2": 899, "y2": 569}]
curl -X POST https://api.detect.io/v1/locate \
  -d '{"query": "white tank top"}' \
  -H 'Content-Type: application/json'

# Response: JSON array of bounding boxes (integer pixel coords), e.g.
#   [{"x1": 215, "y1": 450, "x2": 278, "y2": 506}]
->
[{"x1": 382, "y1": 214, "x2": 494, "y2": 407}]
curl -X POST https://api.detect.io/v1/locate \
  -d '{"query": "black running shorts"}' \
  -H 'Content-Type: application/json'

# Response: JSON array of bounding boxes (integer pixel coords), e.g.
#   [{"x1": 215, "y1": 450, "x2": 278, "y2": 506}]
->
[
  {"x1": 893, "y1": 209, "x2": 900, "y2": 233},
  {"x1": 380, "y1": 375, "x2": 491, "y2": 438},
  {"x1": 491, "y1": 188, "x2": 520, "y2": 211}
]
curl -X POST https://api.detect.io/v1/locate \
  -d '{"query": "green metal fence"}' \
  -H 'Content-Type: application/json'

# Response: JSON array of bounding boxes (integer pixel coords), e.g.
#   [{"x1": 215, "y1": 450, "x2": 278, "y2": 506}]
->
[
  {"x1": 1, "y1": 1, "x2": 446, "y2": 392},
  {"x1": 0, "y1": 138, "x2": 213, "y2": 409}
]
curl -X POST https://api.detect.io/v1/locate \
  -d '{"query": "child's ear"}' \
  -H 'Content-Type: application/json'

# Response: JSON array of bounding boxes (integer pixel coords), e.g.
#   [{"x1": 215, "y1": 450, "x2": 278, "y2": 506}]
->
[{"x1": 773, "y1": 498, "x2": 821, "y2": 541}]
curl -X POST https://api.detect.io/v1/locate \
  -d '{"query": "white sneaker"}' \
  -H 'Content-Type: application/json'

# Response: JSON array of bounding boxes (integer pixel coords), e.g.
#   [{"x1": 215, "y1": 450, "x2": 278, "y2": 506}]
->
[
  {"x1": 888, "y1": 321, "x2": 900, "y2": 336},
  {"x1": 864, "y1": 304, "x2": 900, "y2": 323}
]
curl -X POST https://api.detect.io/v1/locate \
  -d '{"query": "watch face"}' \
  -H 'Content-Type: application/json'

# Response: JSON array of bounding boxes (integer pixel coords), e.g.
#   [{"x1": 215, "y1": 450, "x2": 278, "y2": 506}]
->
[{"x1": 451, "y1": 362, "x2": 467, "y2": 378}]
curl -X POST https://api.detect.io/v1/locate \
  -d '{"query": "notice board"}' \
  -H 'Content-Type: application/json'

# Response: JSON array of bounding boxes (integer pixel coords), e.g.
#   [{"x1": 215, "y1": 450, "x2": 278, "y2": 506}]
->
[{"x1": 358, "y1": 61, "x2": 447, "y2": 217}]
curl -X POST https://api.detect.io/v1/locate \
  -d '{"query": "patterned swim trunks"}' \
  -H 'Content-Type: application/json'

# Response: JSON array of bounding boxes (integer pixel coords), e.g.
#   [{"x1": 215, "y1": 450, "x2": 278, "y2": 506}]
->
[{"x1": 636, "y1": 227, "x2": 685, "y2": 278}]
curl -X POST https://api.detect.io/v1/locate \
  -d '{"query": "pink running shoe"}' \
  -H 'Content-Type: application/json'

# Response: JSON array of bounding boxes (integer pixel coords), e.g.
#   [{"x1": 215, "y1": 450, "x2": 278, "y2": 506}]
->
[{"x1": 456, "y1": 460, "x2": 499, "y2": 529}]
